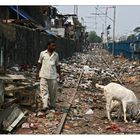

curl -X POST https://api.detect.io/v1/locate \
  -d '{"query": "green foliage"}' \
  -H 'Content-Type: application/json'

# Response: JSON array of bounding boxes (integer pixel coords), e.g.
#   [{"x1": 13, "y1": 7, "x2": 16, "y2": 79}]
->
[
  {"x1": 133, "y1": 27, "x2": 140, "y2": 33},
  {"x1": 88, "y1": 31, "x2": 102, "y2": 43},
  {"x1": 127, "y1": 34, "x2": 135, "y2": 41}
]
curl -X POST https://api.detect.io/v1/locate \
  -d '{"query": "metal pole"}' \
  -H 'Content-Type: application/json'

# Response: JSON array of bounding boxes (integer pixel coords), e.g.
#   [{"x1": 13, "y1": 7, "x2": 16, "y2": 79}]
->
[
  {"x1": 105, "y1": 8, "x2": 108, "y2": 48},
  {"x1": 74, "y1": 5, "x2": 75, "y2": 14},
  {"x1": 105, "y1": 8, "x2": 107, "y2": 37},
  {"x1": 16, "y1": 6, "x2": 19, "y2": 20},
  {"x1": 0, "y1": 47, "x2": 3, "y2": 67},
  {"x1": 76, "y1": 6, "x2": 78, "y2": 16},
  {"x1": 102, "y1": 24, "x2": 104, "y2": 33},
  {"x1": 112, "y1": 6, "x2": 116, "y2": 56},
  {"x1": 74, "y1": 5, "x2": 78, "y2": 15},
  {"x1": 95, "y1": 6, "x2": 97, "y2": 31}
]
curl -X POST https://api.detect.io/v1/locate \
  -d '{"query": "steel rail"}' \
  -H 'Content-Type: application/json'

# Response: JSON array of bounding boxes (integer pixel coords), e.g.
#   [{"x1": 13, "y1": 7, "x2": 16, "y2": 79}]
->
[{"x1": 55, "y1": 56, "x2": 89, "y2": 134}]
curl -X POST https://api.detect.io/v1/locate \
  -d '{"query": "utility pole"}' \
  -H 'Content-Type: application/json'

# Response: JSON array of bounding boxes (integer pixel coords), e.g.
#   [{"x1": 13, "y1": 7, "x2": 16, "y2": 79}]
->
[
  {"x1": 112, "y1": 6, "x2": 116, "y2": 56},
  {"x1": 95, "y1": 6, "x2": 116, "y2": 55},
  {"x1": 95, "y1": 6, "x2": 98, "y2": 32},
  {"x1": 81, "y1": 17, "x2": 84, "y2": 25},
  {"x1": 102, "y1": 24, "x2": 104, "y2": 33},
  {"x1": 88, "y1": 5, "x2": 116, "y2": 48},
  {"x1": 74, "y1": 5, "x2": 78, "y2": 15},
  {"x1": 105, "y1": 8, "x2": 108, "y2": 44},
  {"x1": 91, "y1": 8, "x2": 105, "y2": 32}
]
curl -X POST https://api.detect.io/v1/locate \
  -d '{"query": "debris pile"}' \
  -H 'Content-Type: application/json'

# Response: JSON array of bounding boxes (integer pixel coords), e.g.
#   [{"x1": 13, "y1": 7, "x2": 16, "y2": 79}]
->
[{"x1": 1, "y1": 48, "x2": 140, "y2": 134}]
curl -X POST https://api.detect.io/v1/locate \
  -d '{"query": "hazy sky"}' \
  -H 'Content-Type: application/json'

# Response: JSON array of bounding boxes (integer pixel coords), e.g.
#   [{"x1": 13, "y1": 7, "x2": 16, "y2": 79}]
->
[{"x1": 55, "y1": 5, "x2": 140, "y2": 37}]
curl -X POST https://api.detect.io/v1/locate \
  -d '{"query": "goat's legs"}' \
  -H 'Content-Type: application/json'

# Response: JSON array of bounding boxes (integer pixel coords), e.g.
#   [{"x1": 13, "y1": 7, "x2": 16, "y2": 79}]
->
[
  {"x1": 106, "y1": 99, "x2": 112, "y2": 122},
  {"x1": 122, "y1": 102, "x2": 128, "y2": 123},
  {"x1": 117, "y1": 102, "x2": 123, "y2": 120}
]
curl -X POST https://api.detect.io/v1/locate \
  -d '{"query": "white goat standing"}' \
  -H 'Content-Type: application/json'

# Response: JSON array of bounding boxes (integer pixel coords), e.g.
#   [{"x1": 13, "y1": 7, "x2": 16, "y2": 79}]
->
[{"x1": 95, "y1": 82, "x2": 139, "y2": 123}]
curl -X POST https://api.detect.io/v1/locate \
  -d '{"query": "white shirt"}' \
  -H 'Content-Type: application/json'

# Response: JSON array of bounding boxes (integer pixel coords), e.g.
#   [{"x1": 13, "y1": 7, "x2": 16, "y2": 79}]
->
[{"x1": 38, "y1": 50, "x2": 59, "y2": 79}]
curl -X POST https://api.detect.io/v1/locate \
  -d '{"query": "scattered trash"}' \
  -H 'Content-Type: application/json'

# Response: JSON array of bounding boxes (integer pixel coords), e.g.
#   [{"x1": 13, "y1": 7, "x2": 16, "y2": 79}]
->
[
  {"x1": 64, "y1": 124, "x2": 71, "y2": 129},
  {"x1": 83, "y1": 65, "x2": 90, "y2": 73},
  {"x1": 29, "y1": 123, "x2": 38, "y2": 129},
  {"x1": 22, "y1": 123, "x2": 30, "y2": 129},
  {"x1": 106, "y1": 123, "x2": 122, "y2": 132},
  {"x1": 85, "y1": 109, "x2": 94, "y2": 115},
  {"x1": 36, "y1": 111, "x2": 46, "y2": 117},
  {"x1": 10, "y1": 66, "x2": 19, "y2": 72},
  {"x1": 73, "y1": 122, "x2": 79, "y2": 127},
  {"x1": 132, "y1": 120, "x2": 137, "y2": 123},
  {"x1": 16, "y1": 128, "x2": 33, "y2": 134},
  {"x1": 74, "y1": 99, "x2": 79, "y2": 103},
  {"x1": 1, "y1": 48, "x2": 140, "y2": 134}
]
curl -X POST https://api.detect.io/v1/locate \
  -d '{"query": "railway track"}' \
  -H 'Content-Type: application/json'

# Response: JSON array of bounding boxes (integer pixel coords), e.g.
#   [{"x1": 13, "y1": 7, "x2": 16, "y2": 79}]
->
[{"x1": 55, "y1": 48, "x2": 124, "y2": 134}]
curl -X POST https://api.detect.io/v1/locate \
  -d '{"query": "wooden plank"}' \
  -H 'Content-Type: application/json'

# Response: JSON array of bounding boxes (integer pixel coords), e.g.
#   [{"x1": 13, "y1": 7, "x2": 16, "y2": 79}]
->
[
  {"x1": 2, "y1": 98, "x2": 17, "y2": 109},
  {"x1": 6, "y1": 112, "x2": 25, "y2": 132},
  {"x1": 0, "y1": 74, "x2": 26, "y2": 80},
  {"x1": 5, "y1": 86, "x2": 27, "y2": 92}
]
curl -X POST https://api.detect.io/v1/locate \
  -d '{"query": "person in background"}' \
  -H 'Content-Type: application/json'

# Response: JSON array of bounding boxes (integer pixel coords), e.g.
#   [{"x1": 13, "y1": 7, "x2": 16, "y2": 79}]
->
[{"x1": 36, "y1": 40, "x2": 61, "y2": 111}]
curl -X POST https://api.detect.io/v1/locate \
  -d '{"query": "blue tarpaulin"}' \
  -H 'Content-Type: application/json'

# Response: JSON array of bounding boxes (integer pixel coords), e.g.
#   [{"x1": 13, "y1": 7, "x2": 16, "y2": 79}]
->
[{"x1": 8, "y1": 6, "x2": 57, "y2": 37}]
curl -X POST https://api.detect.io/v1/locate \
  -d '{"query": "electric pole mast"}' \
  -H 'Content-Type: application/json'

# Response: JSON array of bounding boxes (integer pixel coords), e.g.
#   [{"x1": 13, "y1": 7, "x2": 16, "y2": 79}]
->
[
  {"x1": 74, "y1": 5, "x2": 78, "y2": 15},
  {"x1": 112, "y1": 6, "x2": 116, "y2": 56}
]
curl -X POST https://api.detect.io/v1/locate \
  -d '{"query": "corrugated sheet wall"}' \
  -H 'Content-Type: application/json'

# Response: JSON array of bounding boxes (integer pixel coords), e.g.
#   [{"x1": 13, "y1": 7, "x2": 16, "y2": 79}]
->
[
  {"x1": 105, "y1": 41, "x2": 140, "y2": 60},
  {"x1": 0, "y1": 24, "x2": 82, "y2": 68}
]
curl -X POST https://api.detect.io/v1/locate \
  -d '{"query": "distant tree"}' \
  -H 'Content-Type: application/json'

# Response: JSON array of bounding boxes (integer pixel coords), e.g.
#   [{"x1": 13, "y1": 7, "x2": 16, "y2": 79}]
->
[
  {"x1": 127, "y1": 34, "x2": 135, "y2": 41},
  {"x1": 88, "y1": 31, "x2": 102, "y2": 43},
  {"x1": 133, "y1": 27, "x2": 140, "y2": 33}
]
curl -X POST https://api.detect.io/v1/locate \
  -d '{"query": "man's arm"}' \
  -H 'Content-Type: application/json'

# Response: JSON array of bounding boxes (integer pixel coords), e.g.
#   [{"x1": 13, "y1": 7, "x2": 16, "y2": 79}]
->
[
  {"x1": 57, "y1": 64, "x2": 62, "y2": 81},
  {"x1": 56, "y1": 65, "x2": 61, "y2": 76},
  {"x1": 36, "y1": 63, "x2": 42, "y2": 81},
  {"x1": 56, "y1": 53, "x2": 61, "y2": 80}
]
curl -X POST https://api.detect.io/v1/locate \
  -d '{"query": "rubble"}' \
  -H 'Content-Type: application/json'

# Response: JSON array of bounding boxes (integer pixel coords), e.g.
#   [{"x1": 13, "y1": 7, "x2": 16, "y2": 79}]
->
[
  {"x1": 1, "y1": 48, "x2": 140, "y2": 134},
  {"x1": 0, "y1": 104, "x2": 27, "y2": 132}
]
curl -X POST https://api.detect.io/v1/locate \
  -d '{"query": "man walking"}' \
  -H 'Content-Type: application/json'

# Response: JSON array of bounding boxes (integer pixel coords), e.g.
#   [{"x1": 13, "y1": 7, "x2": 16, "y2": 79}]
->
[{"x1": 36, "y1": 40, "x2": 61, "y2": 111}]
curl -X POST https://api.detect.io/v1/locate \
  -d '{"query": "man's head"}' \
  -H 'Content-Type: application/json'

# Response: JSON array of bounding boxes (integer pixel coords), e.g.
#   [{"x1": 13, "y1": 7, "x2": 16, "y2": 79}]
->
[{"x1": 47, "y1": 40, "x2": 56, "y2": 52}]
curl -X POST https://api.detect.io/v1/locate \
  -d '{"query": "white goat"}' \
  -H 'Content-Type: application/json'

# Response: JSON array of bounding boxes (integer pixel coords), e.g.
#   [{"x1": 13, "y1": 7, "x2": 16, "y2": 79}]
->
[{"x1": 95, "y1": 82, "x2": 139, "y2": 123}]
